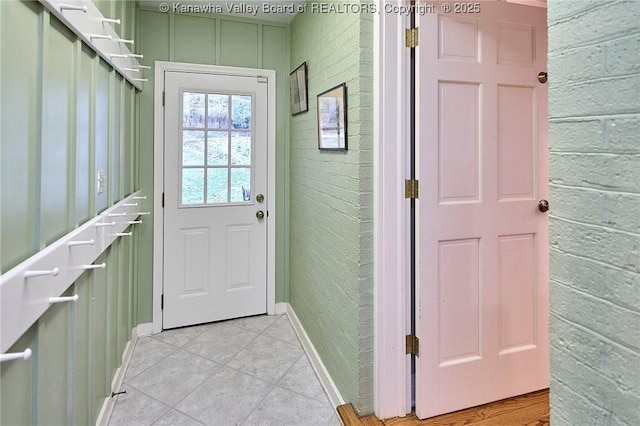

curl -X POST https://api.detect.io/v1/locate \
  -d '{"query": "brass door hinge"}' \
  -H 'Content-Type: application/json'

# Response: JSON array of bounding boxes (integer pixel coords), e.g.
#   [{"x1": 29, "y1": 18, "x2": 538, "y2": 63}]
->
[
  {"x1": 162, "y1": 91, "x2": 165, "y2": 106},
  {"x1": 161, "y1": 294, "x2": 164, "y2": 310},
  {"x1": 406, "y1": 335, "x2": 420, "y2": 357},
  {"x1": 405, "y1": 179, "x2": 419, "y2": 199},
  {"x1": 406, "y1": 28, "x2": 419, "y2": 48}
]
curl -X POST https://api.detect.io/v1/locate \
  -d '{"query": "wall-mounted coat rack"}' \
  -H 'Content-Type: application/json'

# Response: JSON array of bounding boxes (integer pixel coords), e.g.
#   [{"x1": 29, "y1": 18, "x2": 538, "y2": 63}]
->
[
  {"x1": 39, "y1": 0, "x2": 147, "y2": 91},
  {"x1": 0, "y1": 191, "x2": 146, "y2": 353}
]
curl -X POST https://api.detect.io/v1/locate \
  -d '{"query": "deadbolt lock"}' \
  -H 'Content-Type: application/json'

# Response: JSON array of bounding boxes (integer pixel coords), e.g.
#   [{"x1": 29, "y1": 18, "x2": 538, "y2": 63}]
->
[
  {"x1": 538, "y1": 72, "x2": 548, "y2": 84},
  {"x1": 256, "y1": 194, "x2": 264, "y2": 203},
  {"x1": 256, "y1": 210, "x2": 265, "y2": 220}
]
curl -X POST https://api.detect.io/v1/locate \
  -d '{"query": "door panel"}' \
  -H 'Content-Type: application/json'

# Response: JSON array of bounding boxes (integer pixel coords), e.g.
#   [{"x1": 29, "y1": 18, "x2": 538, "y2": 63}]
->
[
  {"x1": 163, "y1": 71, "x2": 268, "y2": 329},
  {"x1": 416, "y1": 1, "x2": 548, "y2": 418}
]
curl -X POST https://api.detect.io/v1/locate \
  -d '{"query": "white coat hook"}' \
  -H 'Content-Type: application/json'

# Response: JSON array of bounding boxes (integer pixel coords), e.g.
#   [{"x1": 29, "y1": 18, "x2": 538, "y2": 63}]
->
[
  {"x1": 132, "y1": 196, "x2": 147, "y2": 200},
  {"x1": 24, "y1": 268, "x2": 60, "y2": 279},
  {"x1": 49, "y1": 295, "x2": 79, "y2": 304},
  {"x1": 109, "y1": 53, "x2": 128, "y2": 59},
  {"x1": 123, "y1": 203, "x2": 138, "y2": 207},
  {"x1": 60, "y1": 4, "x2": 87, "y2": 12},
  {"x1": 0, "y1": 348, "x2": 32, "y2": 363},
  {"x1": 82, "y1": 263, "x2": 106, "y2": 270},
  {"x1": 114, "y1": 232, "x2": 132, "y2": 237},
  {"x1": 133, "y1": 78, "x2": 148, "y2": 82},
  {"x1": 68, "y1": 239, "x2": 95, "y2": 247},
  {"x1": 123, "y1": 68, "x2": 139, "y2": 73},
  {"x1": 101, "y1": 17, "x2": 121, "y2": 25},
  {"x1": 96, "y1": 221, "x2": 116, "y2": 227},
  {"x1": 127, "y1": 220, "x2": 142, "y2": 225},
  {"x1": 129, "y1": 53, "x2": 144, "y2": 59},
  {"x1": 88, "y1": 34, "x2": 112, "y2": 40},
  {"x1": 138, "y1": 65, "x2": 151, "y2": 70},
  {"x1": 108, "y1": 212, "x2": 127, "y2": 217},
  {"x1": 116, "y1": 38, "x2": 134, "y2": 45},
  {"x1": 136, "y1": 212, "x2": 151, "y2": 216}
]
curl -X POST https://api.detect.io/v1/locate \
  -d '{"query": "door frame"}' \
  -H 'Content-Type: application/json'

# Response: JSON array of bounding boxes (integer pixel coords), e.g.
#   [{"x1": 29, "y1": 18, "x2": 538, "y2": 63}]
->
[
  {"x1": 152, "y1": 61, "x2": 277, "y2": 334},
  {"x1": 373, "y1": 1, "x2": 548, "y2": 418},
  {"x1": 373, "y1": 9, "x2": 412, "y2": 419}
]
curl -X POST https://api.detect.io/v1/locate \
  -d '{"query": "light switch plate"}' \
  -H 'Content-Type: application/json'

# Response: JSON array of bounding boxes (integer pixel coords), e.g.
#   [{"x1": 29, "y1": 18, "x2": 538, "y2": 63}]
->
[{"x1": 97, "y1": 170, "x2": 106, "y2": 194}]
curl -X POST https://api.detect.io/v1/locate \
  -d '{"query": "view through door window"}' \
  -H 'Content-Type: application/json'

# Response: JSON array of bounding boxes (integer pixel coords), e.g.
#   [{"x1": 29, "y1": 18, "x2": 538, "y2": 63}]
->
[{"x1": 181, "y1": 91, "x2": 253, "y2": 206}]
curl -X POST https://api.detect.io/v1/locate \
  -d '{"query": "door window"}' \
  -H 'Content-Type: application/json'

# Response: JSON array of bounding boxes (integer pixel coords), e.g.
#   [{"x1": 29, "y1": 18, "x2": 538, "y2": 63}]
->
[{"x1": 180, "y1": 92, "x2": 253, "y2": 206}]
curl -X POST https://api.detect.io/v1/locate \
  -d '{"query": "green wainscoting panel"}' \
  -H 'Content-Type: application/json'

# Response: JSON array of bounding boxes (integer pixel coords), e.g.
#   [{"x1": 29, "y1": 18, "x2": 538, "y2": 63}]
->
[
  {"x1": 37, "y1": 289, "x2": 73, "y2": 425},
  {"x1": 110, "y1": 74, "x2": 122, "y2": 204},
  {"x1": 0, "y1": 327, "x2": 35, "y2": 426},
  {"x1": 123, "y1": 83, "x2": 134, "y2": 196},
  {"x1": 41, "y1": 16, "x2": 75, "y2": 247},
  {"x1": 137, "y1": 9, "x2": 170, "y2": 323},
  {"x1": 174, "y1": 15, "x2": 216, "y2": 64},
  {"x1": 95, "y1": 59, "x2": 110, "y2": 213},
  {"x1": 220, "y1": 21, "x2": 259, "y2": 68},
  {"x1": 72, "y1": 271, "x2": 92, "y2": 425},
  {"x1": 0, "y1": 0, "x2": 41, "y2": 271},
  {"x1": 118, "y1": 236, "x2": 132, "y2": 358},
  {"x1": 262, "y1": 25, "x2": 290, "y2": 304},
  {"x1": 76, "y1": 44, "x2": 94, "y2": 226},
  {"x1": 107, "y1": 242, "x2": 120, "y2": 384},
  {"x1": 1, "y1": 2, "x2": 139, "y2": 424},
  {"x1": 92, "y1": 250, "x2": 109, "y2": 419}
]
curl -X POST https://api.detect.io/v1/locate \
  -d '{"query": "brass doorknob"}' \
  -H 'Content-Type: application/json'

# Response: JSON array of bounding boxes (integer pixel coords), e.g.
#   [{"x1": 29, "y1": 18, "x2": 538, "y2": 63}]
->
[
  {"x1": 256, "y1": 210, "x2": 265, "y2": 219},
  {"x1": 538, "y1": 72, "x2": 548, "y2": 84},
  {"x1": 538, "y1": 199, "x2": 549, "y2": 212}
]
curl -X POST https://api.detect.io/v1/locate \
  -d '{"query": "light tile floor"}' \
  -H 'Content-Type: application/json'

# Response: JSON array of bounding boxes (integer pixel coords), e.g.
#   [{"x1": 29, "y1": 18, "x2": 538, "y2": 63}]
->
[{"x1": 108, "y1": 314, "x2": 341, "y2": 426}]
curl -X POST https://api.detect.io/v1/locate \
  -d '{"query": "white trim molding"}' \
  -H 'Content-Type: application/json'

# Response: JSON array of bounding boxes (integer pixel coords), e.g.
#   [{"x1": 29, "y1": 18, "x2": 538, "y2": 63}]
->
[
  {"x1": 97, "y1": 326, "x2": 142, "y2": 426},
  {"x1": 285, "y1": 304, "x2": 345, "y2": 409},
  {"x1": 152, "y1": 62, "x2": 277, "y2": 334},
  {"x1": 373, "y1": 3, "x2": 412, "y2": 419}
]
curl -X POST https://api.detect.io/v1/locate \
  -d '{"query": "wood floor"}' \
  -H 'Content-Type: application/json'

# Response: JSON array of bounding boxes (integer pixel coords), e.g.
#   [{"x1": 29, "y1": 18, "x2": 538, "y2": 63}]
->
[{"x1": 338, "y1": 389, "x2": 549, "y2": 426}]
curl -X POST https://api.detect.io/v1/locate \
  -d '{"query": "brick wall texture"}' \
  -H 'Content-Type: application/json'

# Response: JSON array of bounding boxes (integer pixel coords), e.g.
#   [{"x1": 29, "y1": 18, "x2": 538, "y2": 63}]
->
[
  {"x1": 548, "y1": 1, "x2": 640, "y2": 424},
  {"x1": 289, "y1": 6, "x2": 374, "y2": 414}
]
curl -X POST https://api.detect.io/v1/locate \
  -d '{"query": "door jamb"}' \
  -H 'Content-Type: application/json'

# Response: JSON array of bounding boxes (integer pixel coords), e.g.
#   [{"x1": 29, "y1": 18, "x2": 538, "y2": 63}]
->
[
  {"x1": 373, "y1": 9, "x2": 412, "y2": 419},
  {"x1": 152, "y1": 61, "x2": 277, "y2": 334}
]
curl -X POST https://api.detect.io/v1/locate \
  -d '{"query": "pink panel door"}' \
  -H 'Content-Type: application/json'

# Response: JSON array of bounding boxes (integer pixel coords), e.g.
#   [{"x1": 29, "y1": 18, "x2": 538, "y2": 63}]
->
[{"x1": 416, "y1": 1, "x2": 549, "y2": 418}]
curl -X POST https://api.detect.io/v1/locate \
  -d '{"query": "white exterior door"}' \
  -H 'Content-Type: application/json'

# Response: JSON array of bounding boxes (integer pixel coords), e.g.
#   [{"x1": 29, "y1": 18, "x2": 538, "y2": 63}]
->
[
  {"x1": 416, "y1": 1, "x2": 549, "y2": 418},
  {"x1": 163, "y1": 71, "x2": 268, "y2": 329}
]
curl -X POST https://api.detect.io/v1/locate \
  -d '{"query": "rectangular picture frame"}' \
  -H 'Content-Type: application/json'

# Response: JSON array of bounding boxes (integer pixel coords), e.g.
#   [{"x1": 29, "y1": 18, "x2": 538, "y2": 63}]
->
[
  {"x1": 289, "y1": 62, "x2": 308, "y2": 115},
  {"x1": 317, "y1": 83, "x2": 347, "y2": 151}
]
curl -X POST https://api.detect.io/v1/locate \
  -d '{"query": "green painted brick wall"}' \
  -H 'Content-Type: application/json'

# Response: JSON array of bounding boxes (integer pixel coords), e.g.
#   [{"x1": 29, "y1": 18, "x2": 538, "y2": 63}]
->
[
  {"x1": 136, "y1": 8, "x2": 291, "y2": 322},
  {"x1": 548, "y1": 1, "x2": 640, "y2": 424},
  {"x1": 289, "y1": 6, "x2": 374, "y2": 414},
  {"x1": 0, "y1": 1, "x2": 140, "y2": 423}
]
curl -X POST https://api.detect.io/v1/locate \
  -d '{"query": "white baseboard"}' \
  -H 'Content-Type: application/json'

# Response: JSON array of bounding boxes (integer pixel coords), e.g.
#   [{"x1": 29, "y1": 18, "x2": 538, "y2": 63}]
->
[
  {"x1": 275, "y1": 302, "x2": 288, "y2": 315},
  {"x1": 95, "y1": 326, "x2": 141, "y2": 426},
  {"x1": 285, "y1": 303, "x2": 345, "y2": 408},
  {"x1": 136, "y1": 322, "x2": 153, "y2": 337}
]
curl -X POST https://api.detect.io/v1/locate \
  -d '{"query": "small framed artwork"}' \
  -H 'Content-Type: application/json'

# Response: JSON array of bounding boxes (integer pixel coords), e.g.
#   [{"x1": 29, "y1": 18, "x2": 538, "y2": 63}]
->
[
  {"x1": 317, "y1": 83, "x2": 347, "y2": 150},
  {"x1": 289, "y1": 62, "x2": 308, "y2": 115}
]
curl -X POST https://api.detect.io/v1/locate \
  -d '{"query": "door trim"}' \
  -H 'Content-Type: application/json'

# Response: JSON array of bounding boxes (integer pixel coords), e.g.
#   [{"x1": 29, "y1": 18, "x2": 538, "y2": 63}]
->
[
  {"x1": 152, "y1": 61, "x2": 277, "y2": 334},
  {"x1": 373, "y1": 10, "x2": 412, "y2": 419}
]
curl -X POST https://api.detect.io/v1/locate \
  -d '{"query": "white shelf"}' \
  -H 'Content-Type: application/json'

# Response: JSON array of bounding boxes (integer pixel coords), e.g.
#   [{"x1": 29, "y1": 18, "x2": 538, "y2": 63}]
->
[{"x1": 40, "y1": 0, "x2": 147, "y2": 91}]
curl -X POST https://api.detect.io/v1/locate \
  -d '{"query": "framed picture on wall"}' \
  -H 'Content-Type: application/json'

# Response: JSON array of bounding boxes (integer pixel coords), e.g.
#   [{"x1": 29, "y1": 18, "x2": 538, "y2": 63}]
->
[
  {"x1": 317, "y1": 83, "x2": 347, "y2": 151},
  {"x1": 289, "y1": 62, "x2": 308, "y2": 115}
]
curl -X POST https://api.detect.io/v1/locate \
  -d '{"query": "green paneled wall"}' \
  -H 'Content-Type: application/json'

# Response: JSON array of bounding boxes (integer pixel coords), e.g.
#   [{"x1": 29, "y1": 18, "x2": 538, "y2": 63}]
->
[
  {"x1": 0, "y1": 1, "x2": 140, "y2": 424},
  {"x1": 0, "y1": 0, "x2": 40, "y2": 270},
  {"x1": 137, "y1": 9, "x2": 291, "y2": 322},
  {"x1": 289, "y1": 8, "x2": 374, "y2": 414}
]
